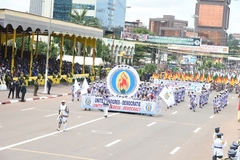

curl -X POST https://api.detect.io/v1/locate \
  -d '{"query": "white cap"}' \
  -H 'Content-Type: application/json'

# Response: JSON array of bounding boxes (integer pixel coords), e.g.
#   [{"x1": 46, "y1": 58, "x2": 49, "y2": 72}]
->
[{"x1": 61, "y1": 100, "x2": 66, "y2": 103}]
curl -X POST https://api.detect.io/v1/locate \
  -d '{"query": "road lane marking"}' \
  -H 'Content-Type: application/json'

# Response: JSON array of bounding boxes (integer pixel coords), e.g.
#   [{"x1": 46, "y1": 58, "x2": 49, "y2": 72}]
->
[
  {"x1": 170, "y1": 147, "x2": 180, "y2": 154},
  {"x1": 209, "y1": 115, "x2": 214, "y2": 119},
  {"x1": 45, "y1": 113, "x2": 58, "y2": 117},
  {"x1": 0, "y1": 113, "x2": 120, "y2": 151},
  {"x1": 21, "y1": 107, "x2": 35, "y2": 111},
  {"x1": 194, "y1": 127, "x2": 201, "y2": 133},
  {"x1": 9, "y1": 148, "x2": 96, "y2": 160},
  {"x1": 147, "y1": 122, "x2": 156, "y2": 127},
  {"x1": 172, "y1": 111, "x2": 178, "y2": 115},
  {"x1": 105, "y1": 139, "x2": 121, "y2": 147}
]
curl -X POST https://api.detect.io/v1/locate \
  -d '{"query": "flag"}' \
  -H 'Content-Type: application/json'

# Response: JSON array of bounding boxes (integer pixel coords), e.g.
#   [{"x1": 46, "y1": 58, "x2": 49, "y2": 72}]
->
[
  {"x1": 81, "y1": 78, "x2": 89, "y2": 95},
  {"x1": 159, "y1": 87, "x2": 175, "y2": 106},
  {"x1": 120, "y1": 51, "x2": 125, "y2": 56},
  {"x1": 73, "y1": 79, "x2": 80, "y2": 94}
]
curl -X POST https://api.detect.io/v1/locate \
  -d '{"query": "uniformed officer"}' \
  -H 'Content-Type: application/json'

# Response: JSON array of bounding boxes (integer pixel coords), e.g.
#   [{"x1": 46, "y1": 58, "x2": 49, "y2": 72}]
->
[
  {"x1": 103, "y1": 94, "x2": 111, "y2": 118},
  {"x1": 57, "y1": 100, "x2": 69, "y2": 131},
  {"x1": 70, "y1": 85, "x2": 75, "y2": 101},
  {"x1": 212, "y1": 132, "x2": 227, "y2": 160}
]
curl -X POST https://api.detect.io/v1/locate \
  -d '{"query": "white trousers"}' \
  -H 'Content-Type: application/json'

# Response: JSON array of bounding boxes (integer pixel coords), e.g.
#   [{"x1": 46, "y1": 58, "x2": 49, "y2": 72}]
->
[{"x1": 104, "y1": 106, "x2": 109, "y2": 116}]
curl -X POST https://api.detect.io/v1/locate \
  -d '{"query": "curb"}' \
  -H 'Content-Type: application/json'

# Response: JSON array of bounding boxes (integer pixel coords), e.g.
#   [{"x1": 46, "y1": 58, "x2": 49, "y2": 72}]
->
[{"x1": 0, "y1": 93, "x2": 71, "y2": 105}]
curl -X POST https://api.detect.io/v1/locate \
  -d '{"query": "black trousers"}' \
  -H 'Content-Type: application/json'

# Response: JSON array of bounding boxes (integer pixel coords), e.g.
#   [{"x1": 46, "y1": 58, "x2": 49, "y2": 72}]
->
[
  {"x1": 212, "y1": 155, "x2": 222, "y2": 160},
  {"x1": 21, "y1": 93, "x2": 26, "y2": 102},
  {"x1": 16, "y1": 88, "x2": 20, "y2": 98},
  {"x1": 8, "y1": 89, "x2": 14, "y2": 98}
]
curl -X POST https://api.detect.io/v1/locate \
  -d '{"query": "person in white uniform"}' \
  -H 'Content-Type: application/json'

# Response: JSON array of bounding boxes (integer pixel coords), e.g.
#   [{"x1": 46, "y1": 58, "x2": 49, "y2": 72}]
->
[
  {"x1": 212, "y1": 132, "x2": 227, "y2": 160},
  {"x1": 102, "y1": 94, "x2": 111, "y2": 118},
  {"x1": 57, "y1": 100, "x2": 69, "y2": 131}
]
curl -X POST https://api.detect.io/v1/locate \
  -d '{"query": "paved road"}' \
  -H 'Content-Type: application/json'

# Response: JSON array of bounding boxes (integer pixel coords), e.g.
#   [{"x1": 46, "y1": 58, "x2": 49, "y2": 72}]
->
[{"x1": 0, "y1": 91, "x2": 239, "y2": 160}]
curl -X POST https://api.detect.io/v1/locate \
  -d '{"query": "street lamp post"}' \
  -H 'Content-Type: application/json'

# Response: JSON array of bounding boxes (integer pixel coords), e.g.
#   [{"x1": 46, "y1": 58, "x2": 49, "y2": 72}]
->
[
  {"x1": 43, "y1": 0, "x2": 53, "y2": 93},
  {"x1": 192, "y1": 15, "x2": 199, "y2": 37}
]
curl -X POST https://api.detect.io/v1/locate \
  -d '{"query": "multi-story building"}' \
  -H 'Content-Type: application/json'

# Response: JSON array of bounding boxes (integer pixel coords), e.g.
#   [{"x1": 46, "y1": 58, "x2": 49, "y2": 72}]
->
[
  {"x1": 29, "y1": 0, "x2": 72, "y2": 21},
  {"x1": 195, "y1": 0, "x2": 230, "y2": 46},
  {"x1": 30, "y1": 0, "x2": 126, "y2": 36},
  {"x1": 149, "y1": 15, "x2": 188, "y2": 37},
  {"x1": 124, "y1": 20, "x2": 146, "y2": 33},
  {"x1": 72, "y1": 0, "x2": 126, "y2": 35}
]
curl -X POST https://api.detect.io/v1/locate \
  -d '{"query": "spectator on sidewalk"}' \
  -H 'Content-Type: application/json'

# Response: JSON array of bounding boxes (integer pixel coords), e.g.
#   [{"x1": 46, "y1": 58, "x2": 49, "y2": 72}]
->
[
  {"x1": 8, "y1": 80, "x2": 15, "y2": 99},
  {"x1": 47, "y1": 78, "x2": 52, "y2": 94},
  {"x1": 33, "y1": 78, "x2": 39, "y2": 96},
  {"x1": 15, "y1": 79, "x2": 21, "y2": 98},
  {"x1": 20, "y1": 82, "x2": 26, "y2": 102}
]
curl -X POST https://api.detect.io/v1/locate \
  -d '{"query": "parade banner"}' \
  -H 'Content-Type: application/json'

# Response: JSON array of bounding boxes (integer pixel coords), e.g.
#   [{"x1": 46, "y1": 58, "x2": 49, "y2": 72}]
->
[
  {"x1": 168, "y1": 44, "x2": 229, "y2": 54},
  {"x1": 153, "y1": 79, "x2": 210, "y2": 93},
  {"x1": 81, "y1": 95, "x2": 161, "y2": 115},
  {"x1": 121, "y1": 32, "x2": 202, "y2": 46}
]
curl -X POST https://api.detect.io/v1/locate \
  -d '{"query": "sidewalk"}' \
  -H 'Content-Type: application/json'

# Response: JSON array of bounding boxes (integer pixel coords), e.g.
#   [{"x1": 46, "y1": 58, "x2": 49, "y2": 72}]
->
[{"x1": 0, "y1": 84, "x2": 72, "y2": 105}]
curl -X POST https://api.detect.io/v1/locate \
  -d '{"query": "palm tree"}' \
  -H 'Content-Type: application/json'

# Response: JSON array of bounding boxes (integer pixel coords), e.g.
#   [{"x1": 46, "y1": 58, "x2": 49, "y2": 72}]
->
[{"x1": 69, "y1": 9, "x2": 100, "y2": 28}]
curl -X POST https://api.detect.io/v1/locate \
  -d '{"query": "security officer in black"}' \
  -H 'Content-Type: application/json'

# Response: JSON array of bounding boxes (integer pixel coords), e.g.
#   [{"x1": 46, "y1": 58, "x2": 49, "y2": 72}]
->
[
  {"x1": 8, "y1": 80, "x2": 15, "y2": 99},
  {"x1": 15, "y1": 79, "x2": 21, "y2": 98}
]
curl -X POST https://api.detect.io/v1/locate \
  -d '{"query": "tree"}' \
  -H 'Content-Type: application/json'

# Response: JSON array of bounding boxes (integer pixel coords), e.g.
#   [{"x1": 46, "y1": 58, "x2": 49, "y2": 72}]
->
[
  {"x1": 69, "y1": 9, "x2": 100, "y2": 28},
  {"x1": 132, "y1": 28, "x2": 154, "y2": 35},
  {"x1": 133, "y1": 44, "x2": 147, "y2": 65},
  {"x1": 96, "y1": 39, "x2": 110, "y2": 63}
]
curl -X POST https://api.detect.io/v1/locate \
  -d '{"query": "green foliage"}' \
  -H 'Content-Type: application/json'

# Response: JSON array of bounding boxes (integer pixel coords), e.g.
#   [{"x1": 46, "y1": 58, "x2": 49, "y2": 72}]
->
[
  {"x1": 214, "y1": 62, "x2": 224, "y2": 69},
  {"x1": 133, "y1": 44, "x2": 147, "y2": 65},
  {"x1": 69, "y1": 9, "x2": 100, "y2": 28},
  {"x1": 132, "y1": 28, "x2": 154, "y2": 35},
  {"x1": 96, "y1": 39, "x2": 110, "y2": 62},
  {"x1": 144, "y1": 64, "x2": 157, "y2": 74}
]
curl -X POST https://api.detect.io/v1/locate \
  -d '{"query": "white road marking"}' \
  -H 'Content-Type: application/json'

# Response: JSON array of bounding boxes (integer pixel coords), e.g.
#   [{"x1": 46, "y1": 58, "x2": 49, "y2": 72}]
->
[
  {"x1": 92, "y1": 130, "x2": 112, "y2": 134},
  {"x1": 0, "y1": 113, "x2": 120, "y2": 151},
  {"x1": 194, "y1": 127, "x2": 201, "y2": 133},
  {"x1": 21, "y1": 107, "x2": 35, "y2": 111},
  {"x1": 147, "y1": 122, "x2": 156, "y2": 127},
  {"x1": 78, "y1": 116, "x2": 82, "y2": 118},
  {"x1": 45, "y1": 113, "x2": 58, "y2": 117},
  {"x1": 209, "y1": 115, "x2": 214, "y2": 119},
  {"x1": 172, "y1": 111, "x2": 178, "y2": 115},
  {"x1": 105, "y1": 139, "x2": 121, "y2": 147},
  {"x1": 170, "y1": 147, "x2": 180, "y2": 154}
]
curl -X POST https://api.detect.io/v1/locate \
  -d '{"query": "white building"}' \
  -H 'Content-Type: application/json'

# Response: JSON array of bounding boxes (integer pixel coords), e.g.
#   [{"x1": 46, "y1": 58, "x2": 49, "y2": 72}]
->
[
  {"x1": 29, "y1": 0, "x2": 54, "y2": 18},
  {"x1": 102, "y1": 38, "x2": 135, "y2": 65}
]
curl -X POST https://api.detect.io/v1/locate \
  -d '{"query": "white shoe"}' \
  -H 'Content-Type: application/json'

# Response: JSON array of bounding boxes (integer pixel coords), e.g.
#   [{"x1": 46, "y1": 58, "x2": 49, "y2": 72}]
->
[{"x1": 57, "y1": 128, "x2": 60, "y2": 131}]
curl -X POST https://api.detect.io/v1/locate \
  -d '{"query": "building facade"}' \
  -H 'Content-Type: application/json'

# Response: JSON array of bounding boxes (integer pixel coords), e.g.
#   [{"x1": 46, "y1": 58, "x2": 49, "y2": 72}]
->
[
  {"x1": 29, "y1": 0, "x2": 54, "y2": 18},
  {"x1": 102, "y1": 38, "x2": 135, "y2": 65},
  {"x1": 30, "y1": 0, "x2": 126, "y2": 36},
  {"x1": 124, "y1": 20, "x2": 146, "y2": 33},
  {"x1": 53, "y1": 0, "x2": 72, "y2": 21},
  {"x1": 195, "y1": 0, "x2": 230, "y2": 46},
  {"x1": 149, "y1": 15, "x2": 188, "y2": 37}
]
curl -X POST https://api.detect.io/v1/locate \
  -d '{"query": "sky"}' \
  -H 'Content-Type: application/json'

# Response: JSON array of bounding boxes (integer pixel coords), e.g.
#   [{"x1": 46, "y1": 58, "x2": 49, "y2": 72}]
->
[{"x1": 1, "y1": 0, "x2": 240, "y2": 33}]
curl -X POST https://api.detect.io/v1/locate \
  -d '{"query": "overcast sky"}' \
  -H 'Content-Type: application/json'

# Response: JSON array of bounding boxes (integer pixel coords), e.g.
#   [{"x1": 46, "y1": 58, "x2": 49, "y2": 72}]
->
[{"x1": 1, "y1": 0, "x2": 240, "y2": 33}]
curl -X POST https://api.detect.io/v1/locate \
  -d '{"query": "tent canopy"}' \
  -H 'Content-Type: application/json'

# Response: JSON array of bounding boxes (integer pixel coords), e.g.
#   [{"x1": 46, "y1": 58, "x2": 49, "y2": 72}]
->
[{"x1": 58, "y1": 55, "x2": 104, "y2": 66}]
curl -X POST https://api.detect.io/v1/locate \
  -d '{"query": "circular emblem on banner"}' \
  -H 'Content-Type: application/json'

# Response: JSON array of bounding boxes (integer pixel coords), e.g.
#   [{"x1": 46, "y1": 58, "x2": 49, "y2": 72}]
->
[
  {"x1": 107, "y1": 65, "x2": 140, "y2": 98},
  {"x1": 85, "y1": 97, "x2": 91, "y2": 106},
  {"x1": 144, "y1": 103, "x2": 153, "y2": 112}
]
